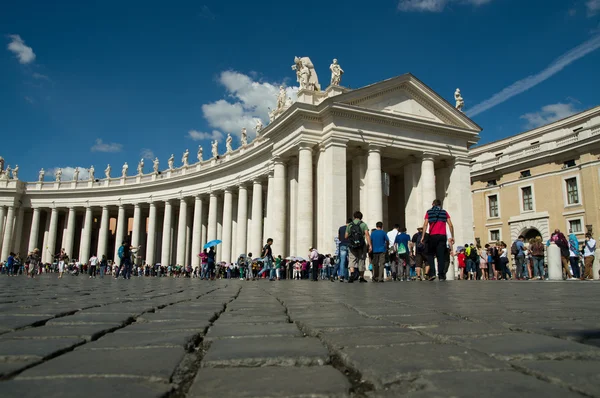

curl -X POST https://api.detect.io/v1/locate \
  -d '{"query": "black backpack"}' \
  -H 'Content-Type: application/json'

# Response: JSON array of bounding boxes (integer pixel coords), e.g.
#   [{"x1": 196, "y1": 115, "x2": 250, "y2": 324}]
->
[
  {"x1": 348, "y1": 222, "x2": 365, "y2": 249},
  {"x1": 510, "y1": 241, "x2": 519, "y2": 256}
]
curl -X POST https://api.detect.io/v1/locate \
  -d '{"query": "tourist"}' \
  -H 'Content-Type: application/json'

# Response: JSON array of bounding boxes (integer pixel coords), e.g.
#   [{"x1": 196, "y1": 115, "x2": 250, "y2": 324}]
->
[
  {"x1": 258, "y1": 238, "x2": 275, "y2": 281},
  {"x1": 499, "y1": 241, "x2": 511, "y2": 279},
  {"x1": 387, "y1": 224, "x2": 400, "y2": 280},
  {"x1": 293, "y1": 260, "x2": 301, "y2": 280},
  {"x1": 371, "y1": 222, "x2": 389, "y2": 282},
  {"x1": 321, "y1": 254, "x2": 331, "y2": 280},
  {"x1": 56, "y1": 248, "x2": 68, "y2": 278},
  {"x1": 479, "y1": 245, "x2": 488, "y2": 280},
  {"x1": 582, "y1": 233, "x2": 596, "y2": 280},
  {"x1": 552, "y1": 229, "x2": 574, "y2": 280},
  {"x1": 6, "y1": 252, "x2": 15, "y2": 276},
  {"x1": 411, "y1": 227, "x2": 427, "y2": 280},
  {"x1": 345, "y1": 211, "x2": 371, "y2": 283},
  {"x1": 199, "y1": 249, "x2": 208, "y2": 279},
  {"x1": 512, "y1": 235, "x2": 528, "y2": 280},
  {"x1": 421, "y1": 199, "x2": 454, "y2": 281},
  {"x1": 27, "y1": 249, "x2": 41, "y2": 278},
  {"x1": 207, "y1": 247, "x2": 216, "y2": 280},
  {"x1": 275, "y1": 255, "x2": 282, "y2": 280},
  {"x1": 568, "y1": 229, "x2": 581, "y2": 279},
  {"x1": 308, "y1": 247, "x2": 319, "y2": 281},
  {"x1": 530, "y1": 236, "x2": 545, "y2": 280},
  {"x1": 394, "y1": 227, "x2": 411, "y2": 281},
  {"x1": 335, "y1": 218, "x2": 352, "y2": 282},
  {"x1": 117, "y1": 241, "x2": 132, "y2": 279},
  {"x1": 457, "y1": 247, "x2": 466, "y2": 279},
  {"x1": 89, "y1": 254, "x2": 98, "y2": 278}
]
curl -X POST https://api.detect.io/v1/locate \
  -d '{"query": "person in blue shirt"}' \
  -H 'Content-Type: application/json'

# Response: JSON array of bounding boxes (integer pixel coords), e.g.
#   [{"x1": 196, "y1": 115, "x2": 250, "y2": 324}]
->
[
  {"x1": 6, "y1": 252, "x2": 15, "y2": 276},
  {"x1": 394, "y1": 228, "x2": 411, "y2": 281},
  {"x1": 370, "y1": 222, "x2": 389, "y2": 283},
  {"x1": 514, "y1": 235, "x2": 528, "y2": 279},
  {"x1": 568, "y1": 229, "x2": 581, "y2": 278}
]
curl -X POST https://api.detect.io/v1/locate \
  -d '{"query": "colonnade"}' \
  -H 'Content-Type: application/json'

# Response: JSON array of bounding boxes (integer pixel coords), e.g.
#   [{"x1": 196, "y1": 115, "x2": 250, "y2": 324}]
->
[{"x1": 0, "y1": 142, "x2": 473, "y2": 265}]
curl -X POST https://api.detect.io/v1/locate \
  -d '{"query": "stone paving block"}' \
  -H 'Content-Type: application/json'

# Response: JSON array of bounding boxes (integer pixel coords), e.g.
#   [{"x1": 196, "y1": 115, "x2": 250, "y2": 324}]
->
[
  {"x1": 0, "y1": 337, "x2": 84, "y2": 358},
  {"x1": 216, "y1": 314, "x2": 289, "y2": 324},
  {"x1": 138, "y1": 311, "x2": 218, "y2": 322},
  {"x1": 2, "y1": 377, "x2": 173, "y2": 398},
  {"x1": 319, "y1": 327, "x2": 432, "y2": 349},
  {"x1": 458, "y1": 333, "x2": 599, "y2": 359},
  {"x1": 0, "y1": 358, "x2": 40, "y2": 377},
  {"x1": 338, "y1": 343, "x2": 509, "y2": 388},
  {"x1": 205, "y1": 322, "x2": 302, "y2": 339},
  {"x1": 17, "y1": 347, "x2": 185, "y2": 382},
  {"x1": 295, "y1": 317, "x2": 391, "y2": 336},
  {"x1": 46, "y1": 312, "x2": 134, "y2": 325},
  {"x1": 382, "y1": 314, "x2": 459, "y2": 326},
  {"x1": 189, "y1": 366, "x2": 350, "y2": 398},
  {"x1": 81, "y1": 330, "x2": 199, "y2": 351},
  {"x1": 120, "y1": 320, "x2": 211, "y2": 333},
  {"x1": 424, "y1": 321, "x2": 507, "y2": 336},
  {"x1": 0, "y1": 315, "x2": 54, "y2": 331},
  {"x1": 515, "y1": 359, "x2": 600, "y2": 396},
  {"x1": 0, "y1": 324, "x2": 122, "y2": 341},
  {"x1": 202, "y1": 336, "x2": 329, "y2": 367},
  {"x1": 370, "y1": 370, "x2": 582, "y2": 398}
]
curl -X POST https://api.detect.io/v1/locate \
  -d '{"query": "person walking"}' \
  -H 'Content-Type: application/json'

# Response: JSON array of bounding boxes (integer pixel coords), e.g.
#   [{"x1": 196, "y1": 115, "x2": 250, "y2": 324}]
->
[
  {"x1": 371, "y1": 222, "x2": 389, "y2": 282},
  {"x1": 207, "y1": 247, "x2": 216, "y2": 280},
  {"x1": 421, "y1": 199, "x2": 454, "y2": 281},
  {"x1": 568, "y1": 229, "x2": 581, "y2": 279},
  {"x1": 199, "y1": 249, "x2": 209, "y2": 279},
  {"x1": 411, "y1": 227, "x2": 427, "y2": 280},
  {"x1": 99, "y1": 255, "x2": 108, "y2": 278},
  {"x1": 57, "y1": 248, "x2": 68, "y2": 278},
  {"x1": 394, "y1": 227, "x2": 411, "y2": 281},
  {"x1": 582, "y1": 233, "x2": 596, "y2": 280},
  {"x1": 499, "y1": 241, "x2": 511, "y2": 279},
  {"x1": 530, "y1": 236, "x2": 545, "y2": 280},
  {"x1": 89, "y1": 254, "x2": 98, "y2": 278},
  {"x1": 27, "y1": 249, "x2": 41, "y2": 278},
  {"x1": 335, "y1": 218, "x2": 352, "y2": 282},
  {"x1": 552, "y1": 230, "x2": 574, "y2": 280},
  {"x1": 308, "y1": 247, "x2": 319, "y2": 281},
  {"x1": 345, "y1": 211, "x2": 371, "y2": 283},
  {"x1": 512, "y1": 235, "x2": 528, "y2": 280},
  {"x1": 117, "y1": 241, "x2": 133, "y2": 279},
  {"x1": 258, "y1": 239, "x2": 275, "y2": 281}
]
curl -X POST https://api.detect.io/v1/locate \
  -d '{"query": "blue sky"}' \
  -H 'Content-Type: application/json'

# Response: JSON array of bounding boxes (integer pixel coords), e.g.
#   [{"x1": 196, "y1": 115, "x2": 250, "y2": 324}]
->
[{"x1": 2, "y1": 0, "x2": 599, "y2": 181}]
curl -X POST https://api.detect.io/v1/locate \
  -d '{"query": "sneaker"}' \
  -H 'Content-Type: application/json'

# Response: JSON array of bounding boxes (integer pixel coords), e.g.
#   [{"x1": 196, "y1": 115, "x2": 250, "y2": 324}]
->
[
  {"x1": 347, "y1": 278, "x2": 354, "y2": 283},
  {"x1": 428, "y1": 276, "x2": 436, "y2": 281},
  {"x1": 359, "y1": 277, "x2": 368, "y2": 283}
]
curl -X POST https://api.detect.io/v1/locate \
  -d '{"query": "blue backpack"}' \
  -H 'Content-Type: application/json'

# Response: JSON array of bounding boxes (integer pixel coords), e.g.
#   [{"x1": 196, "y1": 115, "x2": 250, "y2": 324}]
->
[{"x1": 117, "y1": 246, "x2": 125, "y2": 260}]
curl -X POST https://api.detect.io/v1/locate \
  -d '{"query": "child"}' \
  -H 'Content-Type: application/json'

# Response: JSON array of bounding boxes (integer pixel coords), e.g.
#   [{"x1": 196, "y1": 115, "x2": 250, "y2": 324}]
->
[{"x1": 457, "y1": 248, "x2": 466, "y2": 280}]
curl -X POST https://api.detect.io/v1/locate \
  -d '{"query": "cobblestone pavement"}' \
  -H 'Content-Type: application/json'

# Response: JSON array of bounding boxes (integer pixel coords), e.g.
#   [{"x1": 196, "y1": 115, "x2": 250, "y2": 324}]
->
[{"x1": 0, "y1": 277, "x2": 599, "y2": 397}]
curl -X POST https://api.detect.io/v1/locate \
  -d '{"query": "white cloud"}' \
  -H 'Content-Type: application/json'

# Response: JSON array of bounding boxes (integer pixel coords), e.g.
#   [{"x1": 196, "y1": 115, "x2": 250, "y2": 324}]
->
[
  {"x1": 588, "y1": 0, "x2": 600, "y2": 16},
  {"x1": 140, "y1": 148, "x2": 155, "y2": 160},
  {"x1": 24, "y1": 96, "x2": 34, "y2": 104},
  {"x1": 200, "y1": 71, "x2": 298, "y2": 138},
  {"x1": 520, "y1": 103, "x2": 580, "y2": 128},
  {"x1": 48, "y1": 166, "x2": 90, "y2": 181},
  {"x1": 467, "y1": 34, "x2": 600, "y2": 118},
  {"x1": 188, "y1": 130, "x2": 224, "y2": 141},
  {"x1": 32, "y1": 72, "x2": 50, "y2": 81},
  {"x1": 397, "y1": 0, "x2": 492, "y2": 12},
  {"x1": 90, "y1": 138, "x2": 123, "y2": 153},
  {"x1": 7, "y1": 34, "x2": 36, "y2": 64},
  {"x1": 198, "y1": 5, "x2": 215, "y2": 19}
]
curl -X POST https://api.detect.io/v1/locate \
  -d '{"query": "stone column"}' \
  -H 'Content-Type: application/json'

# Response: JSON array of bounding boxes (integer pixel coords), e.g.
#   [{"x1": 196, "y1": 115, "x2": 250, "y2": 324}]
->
[
  {"x1": 0, "y1": 206, "x2": 5, "y2": 256},
  {"x1": 316, "y1": 146, "x2": 325, "y2": 251},
  {"x1": 79, "y1": 206, "x2": 93, "y2": 261},
  {"x1": 288, "y1": 162, "x2": 298, "y2": 256},
  {"x1": 322, "y1": 139, "x2": 347, "y2": 254},
  {"x1": 46, "y1": 208, "x2": 59, "y2": 263},
  {"x1": 351, "y1": 154, "x2": 367, "y2": 216},
  {"x1": 146, "y1": 202, "x2": 157, "y2": 265},
  {"x1": 221, "y1": 189, "x2": 233, "y2": 264},
  {"x1": 297, "y1": 144, "x2": 313, "y2": 251},
  {"x1": 265, "y1": 173, "x2": 275, "y2": 241},
  {"x1": 272, "y1": 158, "x2": 287, "y2": 257},
  {"x1": 28, "y1": 208, "x2": 41, "y2": 252},
  {"x1": 404, "y1": 160, "x2": 422, "y2": 231},
  {"x1": 161, "y1": 200, "x2": 173, "y2": 266},
  {"x1": 236, "y1": 186, "x2": 248, "y2": 257},
  {"x1": 207, "y1": 192, "x2": 218, "y2": 242},
  {"x1": 64, "y1": 207, "x2": 76, "y2": 259},
  {"x1": 131, "y1": 203, "x2": 142, "y2": 249},
  {"x1": 547, "y1": 243, "x2": 562, "y2": 280},
  {"x1": 97, "y1": 206, "x2": 109, "y2": 259},
  {"x1": 12, "y1": 207, "x2": 24, "y2": 255},
  {"x1": 1, "y1": 206, "x2": 15, "y2": 261},
  {"x1": 421, "y1": 153, "x2": 437, "y2": 217},
  {"x1": 114, "y1": 205, "x2": 126, "y2": 261},
  {"x1": 366, "y1": 144, "x2": 383, "y2": 228},
  {"x1": 445, "y1": 157, "x2": 474, "y2": 248},
  {"x1": 176, "y1": 198, "x2": 188, "y2": 266},
  {"x1": 191, "y1": 196, "x2": 203, "y2": 267},
  {"x1": 251, "y1": 179, "x2": 263, "y2": 256}
]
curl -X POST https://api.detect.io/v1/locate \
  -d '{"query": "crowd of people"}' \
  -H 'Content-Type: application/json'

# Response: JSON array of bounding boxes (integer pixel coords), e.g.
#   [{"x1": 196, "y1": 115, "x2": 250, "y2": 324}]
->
[{"x1": 3, "y1": 199, "x2": 597, "y2": 282}]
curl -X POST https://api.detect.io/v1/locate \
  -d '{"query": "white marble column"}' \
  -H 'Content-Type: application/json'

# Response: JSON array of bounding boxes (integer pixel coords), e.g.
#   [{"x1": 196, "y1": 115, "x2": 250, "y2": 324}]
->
[
  {"x1": 351, "y1": 154, "x2": 367, "y2": 216},
  {"x1": 131, "y1": 203, "x2": 142, "y2": 249},
  {"x1": 236, "y1": 186, "x2": 248, "y2": 257},
  {"x1": 445, "y1": 157, "x2": 474, "y2": 248},
  {"x1": 421, "y1": 153, "x2": 437, "y2": 216},
  {"x1": 265, "y1": 173, "x2": 275, "y2": 242},
  {"x1": 28, "y1": 208, "x2": 41, "y2": 252},
  {"x1": 46, "y1": 208, "x2": 59, "y2": 263},
  {"x1": 323, "y1": 139, "x2": 347, "y2": 254},
  {"x1": 97, "y1": 206, "x2": 109, "y2": 259},
  {"x1": 191, "y1": 196, "x2": 203, "y2": 267},
  {"x1": 114, "y1": 205, "x2": 126, "y2": 261},
  {"x1": 366, "y1": 144, "x2": 383, "y2": 228},
  {"x1": 316, "y1": 146, "x2": 325, "y2": 252},
  {"x1": 221, "y1": 189, "x2": 233, "y2": 264},
  {"x1": 288, "y1": 162, "x2": 298, "y2": 256},
  {"x1": 297, "y1": 144, "x2": 313, "y2": 251},
  {"x1": 1, "y1": 206, "x2": 15, "y2": 261},
  {"x1": 161, "y1": 200, "x2": 173, "y2": 266},
  {"x1": 79, "y1": 206, "x2": 93, "y2": 261},
  {"x1": 0, "y1": 206, "x2": 5, "y2": 256},
  {"x1": 146, "y1": 202, "x2": 157, "y2": 265},
  {"x1": 404, "y1": 159, "x2": 422, "y2": 231},
  {"x1": 272, "y1": 158, "x2": 287, "y2": 257},
  {"x1": 176, "y1": 198, "x2": 188, "y2": 266},
  {"x1": 207, "y1": 192, "x2": 218, "y2": 243},
  {"x1": 12, "y1": 207, "x2": 24, "y2": 255},
  {"x1": 251, "y1": 179, "x2": 263, "y2": 256},
  {"x1": 64, "y1": 207, "x2": 76, "y2": 259}
]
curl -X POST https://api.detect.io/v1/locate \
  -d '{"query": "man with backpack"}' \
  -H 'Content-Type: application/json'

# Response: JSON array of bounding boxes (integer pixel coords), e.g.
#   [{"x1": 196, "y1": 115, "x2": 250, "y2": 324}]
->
[
  {"x1": 117, "y1": 241, "x2": 132, "y2": 279},
  {"x1": 421, "y1": 199, "x2": 454, "y2": 281},
  {"x1": 411, "y1": 227, "x2": 427, "y2": 280},
  {"x1": 345, "y1": 211, "x2": 372, "y2": 283},
  {"x1": 394, "y1": 227, "x2": 411, "y2": 281},
  {"x1": 258, "y1": 239, "x2": 275, "y2": 281},
  {"x1": 511, "y1": 235, "x2": 528, "y2": 280}
]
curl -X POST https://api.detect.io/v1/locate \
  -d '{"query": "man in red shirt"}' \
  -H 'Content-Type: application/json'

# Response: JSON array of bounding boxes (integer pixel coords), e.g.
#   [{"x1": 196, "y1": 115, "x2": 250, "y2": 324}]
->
[{"x1": 421, "y1": 199, "x2": 454, "y2": 281}]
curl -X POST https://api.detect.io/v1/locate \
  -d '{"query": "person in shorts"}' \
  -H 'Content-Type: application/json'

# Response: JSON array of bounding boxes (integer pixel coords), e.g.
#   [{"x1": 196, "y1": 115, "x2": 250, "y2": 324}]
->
[
  {"x1": 345, "y1": 211, "x2": 371, "y2": 283},
  {"x1": 411, "y1": 227, "x2": 427, "y2": 280},
  {"x1": 56, "y1": 248, "x2": 68, "y2": 278}
]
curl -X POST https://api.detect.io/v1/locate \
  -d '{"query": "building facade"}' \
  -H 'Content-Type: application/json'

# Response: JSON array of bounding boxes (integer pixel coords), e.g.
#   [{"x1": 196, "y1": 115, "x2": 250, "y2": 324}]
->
[
  {"x1": 0, "y1": 73, "x2": 479, "y2": 266},
  {"x1": 470, "y1": 106, "x2": 600, "y2": 250}
]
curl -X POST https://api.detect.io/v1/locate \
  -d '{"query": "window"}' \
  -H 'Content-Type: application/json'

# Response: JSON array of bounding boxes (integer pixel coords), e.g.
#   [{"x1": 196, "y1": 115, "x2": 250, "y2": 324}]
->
[
  {"x1": 566, "y1": 177, "x2": 579, "y2": 205},
  {"x1": 490, "y1": 230, "x2": 500, "y2": 242},
  {"x1": 569, "y1": 219, "x2": 582, "y2": 233},
  {"x1": 520, "y1": 170, "x2": 531, "y2": 178},
  {"x1": 487, "y1": 179, "x2": 497, "y2": 187},
  {"x1": 564, "y1": 159, "x2": 576, "y2": 168},
  {"x1": 573, "y1": 127, "x2": 583, "y2": 133},
  {"x1": 488, "y1": 195, "x2": 499, "y2": 218},
  {"x1": 495, "y1": 152, "x2": 503, "y2": 157},
  {"x1": 522, "y1": 186, "x2": 533, "y2": 211},
  {"x1": 530, "y1": 141, "x2": 539, "y2": 145}
]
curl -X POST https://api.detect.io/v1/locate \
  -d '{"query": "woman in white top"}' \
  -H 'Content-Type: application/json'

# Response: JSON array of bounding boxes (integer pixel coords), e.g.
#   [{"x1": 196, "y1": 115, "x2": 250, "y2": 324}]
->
[{"x1": 499, "y1": 241, "x2": 512, "y2": 280}]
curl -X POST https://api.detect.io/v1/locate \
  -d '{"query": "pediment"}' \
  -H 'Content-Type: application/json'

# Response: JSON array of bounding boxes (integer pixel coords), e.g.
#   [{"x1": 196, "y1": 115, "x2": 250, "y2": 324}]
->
[{"x1": 334, "y1": 75, "x2": 481, "y2": 131}]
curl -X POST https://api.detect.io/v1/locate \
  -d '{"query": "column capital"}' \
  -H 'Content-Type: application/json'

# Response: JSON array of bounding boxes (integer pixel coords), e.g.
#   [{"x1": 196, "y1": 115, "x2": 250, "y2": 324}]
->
[
  {"x1": 421, "y1": 152, "x2": 438, "y2": 161},
  {"x1": 297, "y1": 142, "x2": 314, "y2": 151},
  {"x1": 452, "y1": 156, "x2": 470, "y2": 167},
  {"x1": 194, "y1": 194, "x2": 203, "y2": 201},
  {"x1": 134, "y1": 203, "x2": 141, "y2": 209},
  {"x1": 223, "y1": 188, "x2": 233, "y2": 194},
  {"x1": 368, "y1": 143, "x2": 385, "y2": 153},
  {"x1": 323, "y1": 137, "x2": 348, "y2": 149},
  {"x1": 272, "y1": 155, "x2": 286, "y2": 165}
]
